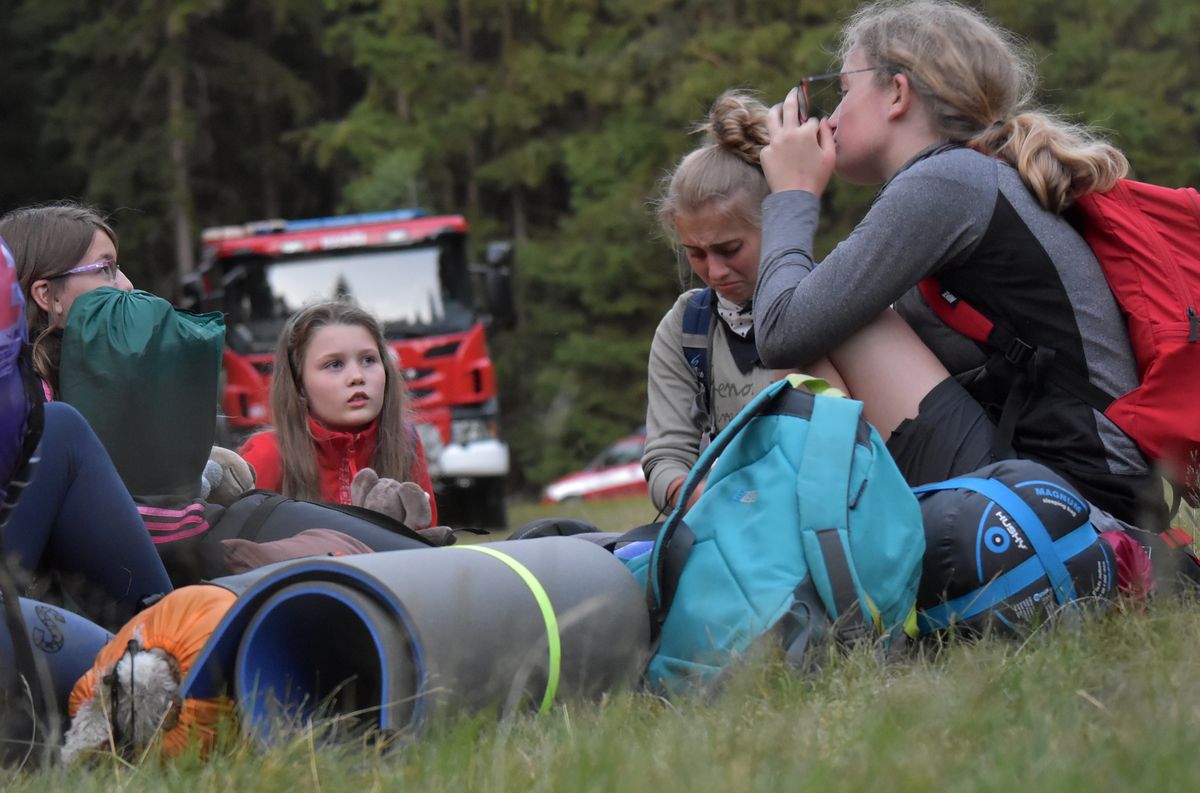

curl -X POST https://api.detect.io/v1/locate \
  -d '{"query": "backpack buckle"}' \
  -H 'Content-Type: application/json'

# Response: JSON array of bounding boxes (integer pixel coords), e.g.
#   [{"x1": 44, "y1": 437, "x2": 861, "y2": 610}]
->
[{"x1": 1004, "y1": 337, "x2": 1034, "y2": 366}]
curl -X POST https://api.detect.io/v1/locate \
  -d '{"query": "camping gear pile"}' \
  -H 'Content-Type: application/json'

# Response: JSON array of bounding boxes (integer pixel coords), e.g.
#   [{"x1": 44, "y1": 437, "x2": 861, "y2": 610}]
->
[
  {"x1": 6, "y1": 172, "x2": 1194, "y2": 764},
  {"x1": 56, "y1": 538, "x2": 649, "y2": 761},
  {"x1": 34, "y1": 376, "x2": 1143, "y2": 764}
]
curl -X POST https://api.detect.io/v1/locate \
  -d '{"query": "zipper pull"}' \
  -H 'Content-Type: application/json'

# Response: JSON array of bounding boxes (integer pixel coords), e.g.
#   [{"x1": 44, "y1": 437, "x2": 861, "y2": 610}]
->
[{"x1": 1189, "y1": 307, "x2": 1198, "y2": 343}]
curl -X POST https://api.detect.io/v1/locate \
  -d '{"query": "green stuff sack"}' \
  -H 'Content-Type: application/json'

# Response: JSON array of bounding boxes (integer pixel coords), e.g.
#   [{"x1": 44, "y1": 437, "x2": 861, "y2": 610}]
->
[{"x1": 60, "y1": 288, "x2": 225, "y2": 500}]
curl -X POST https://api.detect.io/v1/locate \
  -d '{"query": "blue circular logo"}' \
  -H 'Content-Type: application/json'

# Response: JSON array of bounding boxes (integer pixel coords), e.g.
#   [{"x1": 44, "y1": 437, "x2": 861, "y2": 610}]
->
[{"x1": 985, "y1": 526, "x2": 1011, "y2": 553}]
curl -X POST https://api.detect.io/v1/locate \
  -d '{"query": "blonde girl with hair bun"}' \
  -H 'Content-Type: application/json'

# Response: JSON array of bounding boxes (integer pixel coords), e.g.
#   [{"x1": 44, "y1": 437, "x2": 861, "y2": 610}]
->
[{"x1": 643, "y1": 89, "x2": 947, "y2": 514}]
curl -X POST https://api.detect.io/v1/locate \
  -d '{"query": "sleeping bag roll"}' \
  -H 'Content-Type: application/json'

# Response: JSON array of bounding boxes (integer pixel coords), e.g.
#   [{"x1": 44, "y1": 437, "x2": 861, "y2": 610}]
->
[
  {"x1": 190, "y1": 537, "x2": 649, "y2": 743},
  {"x1": 915, "y1": 459, "x2": 1116, "y2": 635}
]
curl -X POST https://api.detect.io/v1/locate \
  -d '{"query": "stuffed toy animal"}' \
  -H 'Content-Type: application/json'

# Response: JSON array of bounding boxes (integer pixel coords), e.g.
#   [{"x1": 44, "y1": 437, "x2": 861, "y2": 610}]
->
[
  {"x1": 350, "y1": 468, "x2": 455, "y2": 546},
  {"x1": 199, "y1": 446, "x2": 256, "y2": 507}
]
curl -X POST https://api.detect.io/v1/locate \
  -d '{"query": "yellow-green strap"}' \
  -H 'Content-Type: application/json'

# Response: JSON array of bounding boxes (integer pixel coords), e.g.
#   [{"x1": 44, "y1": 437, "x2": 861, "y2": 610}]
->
[
  {"x1": 455, "y1": 545, "x2": 561, "y2": 713},
  {"x1": 785, "y1": 373, "x2": 847, "y2": 399}
]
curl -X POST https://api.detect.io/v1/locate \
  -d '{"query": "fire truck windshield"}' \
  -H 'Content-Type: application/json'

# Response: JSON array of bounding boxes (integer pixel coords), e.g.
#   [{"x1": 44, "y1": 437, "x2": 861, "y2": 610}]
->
[{"x1": 221, "y1": 241, "x2": 476, "y2": 353}]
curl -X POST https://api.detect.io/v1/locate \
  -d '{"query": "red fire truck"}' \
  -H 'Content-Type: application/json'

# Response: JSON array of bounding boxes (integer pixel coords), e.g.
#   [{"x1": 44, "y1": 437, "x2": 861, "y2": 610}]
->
[{"x1": 190, "y1": 209, "x2": 515, "y2": 529}]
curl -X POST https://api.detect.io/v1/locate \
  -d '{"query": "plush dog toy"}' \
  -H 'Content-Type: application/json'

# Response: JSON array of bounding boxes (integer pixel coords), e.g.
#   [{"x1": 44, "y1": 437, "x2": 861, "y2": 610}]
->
[
  {"x1": 199, "y1": 446, "x2": 256, "y2": 507},
  {"x1": 350, "y1": 468, "x2": 455, "y2": 546}
]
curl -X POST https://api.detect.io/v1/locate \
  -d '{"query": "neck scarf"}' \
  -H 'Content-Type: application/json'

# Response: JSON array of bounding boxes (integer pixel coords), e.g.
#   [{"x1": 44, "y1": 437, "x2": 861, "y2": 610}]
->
[{"x1": 715, "y1": 294, "x2": 754, "y2": 338}]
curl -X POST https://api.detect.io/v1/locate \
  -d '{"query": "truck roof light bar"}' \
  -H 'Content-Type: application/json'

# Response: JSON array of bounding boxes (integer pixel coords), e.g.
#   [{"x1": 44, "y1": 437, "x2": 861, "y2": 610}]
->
[
  {"x1": 284, "y1": 209, "x2": 426, "y2": 232},
  {"x1": 200, "y1": 209, "x2": 428, "y2": 242}
]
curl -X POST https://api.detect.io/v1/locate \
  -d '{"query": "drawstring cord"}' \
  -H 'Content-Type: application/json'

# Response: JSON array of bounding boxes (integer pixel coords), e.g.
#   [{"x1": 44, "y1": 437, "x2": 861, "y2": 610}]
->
[{"x1": 102, "y1": 637, "x2": 142, "y2": 757}]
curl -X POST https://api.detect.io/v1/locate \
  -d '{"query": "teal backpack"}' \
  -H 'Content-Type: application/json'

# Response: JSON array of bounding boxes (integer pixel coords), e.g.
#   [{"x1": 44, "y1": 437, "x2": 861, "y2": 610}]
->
[{"x1": 628, "y1": 376, "x2": 925, "y2": 695}]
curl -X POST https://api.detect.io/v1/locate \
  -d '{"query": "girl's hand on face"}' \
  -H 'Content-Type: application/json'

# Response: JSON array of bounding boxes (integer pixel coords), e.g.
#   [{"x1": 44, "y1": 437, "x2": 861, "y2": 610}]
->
[{"x1": 761, "y1": 87, "x2": 837, "y2": 197}]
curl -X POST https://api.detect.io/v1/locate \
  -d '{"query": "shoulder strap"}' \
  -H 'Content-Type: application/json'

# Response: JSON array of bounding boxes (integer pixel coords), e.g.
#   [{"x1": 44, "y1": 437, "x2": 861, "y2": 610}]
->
[
  {"x1": 680, "y1": 288, "x2": 716, "y2": 427},
  {"x1": 916, "y1": 276, "x2": 1117, "y2": 458},
  {"x1": 237, "y1": 492, "x2": 291, "y2": 543},
  {"x1": 231, "y1": 490, "x2": 434, "y2": 546},
  {"x1": 317, "y1": 502, "x2": 434, "y2": 545},
  {"x1": 796, "y1": 394, "x2": 872, "y2": 638}
]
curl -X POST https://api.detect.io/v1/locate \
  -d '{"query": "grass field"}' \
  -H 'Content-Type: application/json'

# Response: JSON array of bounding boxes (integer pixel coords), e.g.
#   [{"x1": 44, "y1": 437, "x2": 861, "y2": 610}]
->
[{"x1": 7, "y1": 495, "x2": 1200, "y2": 791}]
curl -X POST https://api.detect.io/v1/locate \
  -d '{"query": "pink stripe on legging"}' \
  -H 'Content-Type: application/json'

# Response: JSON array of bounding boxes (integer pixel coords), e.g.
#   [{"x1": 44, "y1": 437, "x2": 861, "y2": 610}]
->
[
  {"x1": 137, "y1": 503, "x2": 205, "y2": 518},
  {"x1": 149, "y1": 521, "x2": 211, "y2": 544},
  {"x1": 144, "y1": 515, "x2": 208, "y2": 533}
]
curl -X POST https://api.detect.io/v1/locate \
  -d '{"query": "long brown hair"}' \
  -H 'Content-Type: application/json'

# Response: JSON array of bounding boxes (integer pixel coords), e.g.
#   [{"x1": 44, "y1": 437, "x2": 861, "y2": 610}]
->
[
  {"x1": 0, "y1": 203, "x2": 118, "y2": 393},
  {"x1": 266, "y1": 299, "x2": 414, "y2": 500},
  {"x1": 654, "y1": 90, "x2": 772, "y2": 281},
  {"x1": 840, "y1": 0, "x2": 1128, "y2": 212}
]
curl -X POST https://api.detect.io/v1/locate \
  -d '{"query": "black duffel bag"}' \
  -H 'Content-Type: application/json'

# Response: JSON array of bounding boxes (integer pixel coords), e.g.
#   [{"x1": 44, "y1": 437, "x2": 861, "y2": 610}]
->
[{"x1": 156, "y1": 490, "x2": 433, "y2": 585}]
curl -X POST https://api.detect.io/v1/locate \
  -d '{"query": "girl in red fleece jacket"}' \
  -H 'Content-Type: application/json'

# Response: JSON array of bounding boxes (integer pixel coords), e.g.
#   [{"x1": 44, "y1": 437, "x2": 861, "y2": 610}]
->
[{"x1": 240, "y1": 299, "x2": 437, "y2": 523}]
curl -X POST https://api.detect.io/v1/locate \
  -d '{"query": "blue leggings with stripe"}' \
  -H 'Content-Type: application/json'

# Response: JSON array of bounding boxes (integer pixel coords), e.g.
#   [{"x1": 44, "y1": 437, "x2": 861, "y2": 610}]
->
[{"x1": 3, "y1": 402, "x2": 172, "y2": 627}]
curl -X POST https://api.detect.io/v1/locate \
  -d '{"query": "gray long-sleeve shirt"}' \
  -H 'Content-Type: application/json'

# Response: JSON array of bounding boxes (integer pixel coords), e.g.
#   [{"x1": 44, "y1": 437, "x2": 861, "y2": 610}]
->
[
  {"x1": 753, "y1": 147, "x2": 1148, "y2": 502},
  {"x1": 642, "y1": 290, "x2": 778, "y2": 512}
]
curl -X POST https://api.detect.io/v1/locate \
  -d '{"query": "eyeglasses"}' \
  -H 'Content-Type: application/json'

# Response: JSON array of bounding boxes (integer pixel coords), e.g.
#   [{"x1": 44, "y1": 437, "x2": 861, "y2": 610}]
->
[
  {"x1": 47, "y1": 258, "x2": 121, "y2": 283},
  {"x1": 795, "y1": 66, "x2": 890, "y2": 122}
]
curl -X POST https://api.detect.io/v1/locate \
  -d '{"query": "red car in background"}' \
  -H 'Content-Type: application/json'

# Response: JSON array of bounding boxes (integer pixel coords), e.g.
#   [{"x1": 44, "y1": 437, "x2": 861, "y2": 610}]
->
[{"x1": 541, "y1": 431, "x2": 648, "y2": 503}]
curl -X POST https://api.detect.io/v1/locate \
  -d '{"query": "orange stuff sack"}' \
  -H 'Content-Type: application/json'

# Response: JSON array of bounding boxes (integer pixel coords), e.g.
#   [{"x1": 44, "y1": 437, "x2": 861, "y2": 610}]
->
[{"x1": 65, "y1": 585, "x2": 237, "y2": 761}]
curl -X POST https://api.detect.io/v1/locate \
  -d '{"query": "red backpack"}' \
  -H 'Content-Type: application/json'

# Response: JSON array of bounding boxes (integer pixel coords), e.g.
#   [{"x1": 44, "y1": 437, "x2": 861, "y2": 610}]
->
[{"x1": 919, "y1": 179, "x2": 1200, "y2": 508}]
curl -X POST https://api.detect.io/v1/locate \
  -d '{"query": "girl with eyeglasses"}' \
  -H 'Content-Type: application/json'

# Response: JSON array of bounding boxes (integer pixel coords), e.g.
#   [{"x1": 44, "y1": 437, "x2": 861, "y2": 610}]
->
[
  {"x1": 0, "y1": 203, "x2": 133, "y2": 398},
  {"x1": 1, "y1": 203, "x2": 218, "y2": 594},
  {"x1": 0, "y1": 230, "x2": 170, "y2": 631},
  {"x1": 751, "y1": 0, "x2": 1163, "y2": 537}
]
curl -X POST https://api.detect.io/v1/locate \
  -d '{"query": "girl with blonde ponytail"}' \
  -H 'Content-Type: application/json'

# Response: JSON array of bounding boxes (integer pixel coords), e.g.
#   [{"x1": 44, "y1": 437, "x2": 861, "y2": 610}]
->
[{"x1": 752, "y1": 0, "x2": 1166, "y2": 534}]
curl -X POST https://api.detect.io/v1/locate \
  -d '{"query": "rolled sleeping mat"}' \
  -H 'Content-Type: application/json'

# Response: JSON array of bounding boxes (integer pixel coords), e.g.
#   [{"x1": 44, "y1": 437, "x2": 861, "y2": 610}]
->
[
  {"x1": 914, "y1": 459, "x2": 1116, "y2": 636},
  {"x1": 183, "y1": 537, "x2": 650, "y2": 743},
  {"x1": 0, "y1": 598, "x2": 112, "y2": 709}
]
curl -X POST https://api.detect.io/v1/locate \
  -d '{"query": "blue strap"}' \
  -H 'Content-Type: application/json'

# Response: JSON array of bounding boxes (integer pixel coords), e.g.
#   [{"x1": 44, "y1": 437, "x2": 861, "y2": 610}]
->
[
  {"x1": 680, "y1": 287, "x2": 715, "y2": 417},
  {"x1": 796, "y1": 396, "x2": 861, "y2": 532},
  {"x1": 918, "y1": 522, "x2": 1100, "y2": 632},
  {"x1": 913, "y1": 477, "x2": 1076, "y2": 605}
]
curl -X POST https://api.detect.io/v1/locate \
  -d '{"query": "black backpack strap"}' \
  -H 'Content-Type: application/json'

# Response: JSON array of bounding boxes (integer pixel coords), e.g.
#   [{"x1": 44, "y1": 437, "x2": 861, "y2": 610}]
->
[
  {"x1": 236, "y1": 493, "x2": 292, "y2": 543},
  {"x1": 322, "y1": 502, "x2": 433, "y2": 545},
  {"x1": 813, "y1": 528, "x2": 870, "y2": 642},
  {"x1": 776, "y1": 577, "x2": 830, "y2": 670},
  {"x1": 231, "y1": 490, "x2": 434, "y2": 546},
  {"x1": 647, "y1": 521, "x2": 694, "y2": 643},
  {"x1": 0, "y1": 561, "x2": 59, "y2": 767},
  {"x1": 918, "y1": 277, "x2": 1118, "y2": 457},
  {"x1": 606, "y1": 521, "x2": 664, "y2": 547}
]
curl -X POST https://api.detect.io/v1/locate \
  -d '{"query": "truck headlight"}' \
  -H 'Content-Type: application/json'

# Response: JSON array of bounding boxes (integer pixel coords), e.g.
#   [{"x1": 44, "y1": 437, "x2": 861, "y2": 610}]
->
[
  {"x1": 416, "y1": 423, "x2": 445, "y2": 459},
  {"x1": 451, "y1": 417, "x2": 497, "y2": 446}
]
